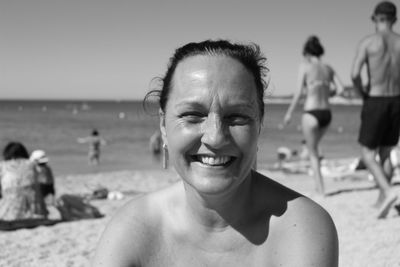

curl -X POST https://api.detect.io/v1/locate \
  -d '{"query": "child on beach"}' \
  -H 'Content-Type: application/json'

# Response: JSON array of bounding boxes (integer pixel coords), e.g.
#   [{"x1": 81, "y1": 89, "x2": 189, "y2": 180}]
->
[{"x1": 77, "y1": 129, "x2": 106, "y2": 165}]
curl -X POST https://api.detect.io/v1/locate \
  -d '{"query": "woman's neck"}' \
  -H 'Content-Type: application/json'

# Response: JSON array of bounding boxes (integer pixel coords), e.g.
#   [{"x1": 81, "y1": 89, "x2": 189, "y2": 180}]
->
[
  {"x1": 307, "y1": 56, "x2": 320, "y2": 63},
  {"x1": 183, "y1": 173, "x2": 253, "y2": 230}
]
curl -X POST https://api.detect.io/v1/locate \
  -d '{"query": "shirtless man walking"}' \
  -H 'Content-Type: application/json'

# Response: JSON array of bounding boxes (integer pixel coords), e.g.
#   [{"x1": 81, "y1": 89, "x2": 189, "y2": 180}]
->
[{"x1": 351, "y1": 1, "x2": 400, "y2": 218}]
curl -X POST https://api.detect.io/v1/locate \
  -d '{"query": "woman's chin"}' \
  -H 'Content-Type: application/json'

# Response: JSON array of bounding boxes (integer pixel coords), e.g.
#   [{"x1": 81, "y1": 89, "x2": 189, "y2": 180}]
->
[
  {"x1": 184, "y1": 173, "x2": 240, "y2": 195},
  {"x1": 176, "y1": 161, "x2": 252, "y2": 195}
]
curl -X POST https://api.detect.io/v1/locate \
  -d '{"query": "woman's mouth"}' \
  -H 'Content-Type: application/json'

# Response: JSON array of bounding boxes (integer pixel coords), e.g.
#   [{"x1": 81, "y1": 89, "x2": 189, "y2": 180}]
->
[{"x1": 191, "y1": 155, "x2": 235, "y2": 166}]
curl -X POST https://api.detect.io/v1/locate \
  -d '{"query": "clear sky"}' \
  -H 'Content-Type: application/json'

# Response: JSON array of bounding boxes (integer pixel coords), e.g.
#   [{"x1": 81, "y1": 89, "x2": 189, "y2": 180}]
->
[{"x1": 1, "y1": 0, "x2": 398, "y2": 100}]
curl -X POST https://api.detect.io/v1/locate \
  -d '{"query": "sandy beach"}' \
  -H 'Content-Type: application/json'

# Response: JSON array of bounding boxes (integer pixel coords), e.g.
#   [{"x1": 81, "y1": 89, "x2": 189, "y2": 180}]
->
[{"x1": 1, "y1": 166, "x2": 399, "y2": 267}]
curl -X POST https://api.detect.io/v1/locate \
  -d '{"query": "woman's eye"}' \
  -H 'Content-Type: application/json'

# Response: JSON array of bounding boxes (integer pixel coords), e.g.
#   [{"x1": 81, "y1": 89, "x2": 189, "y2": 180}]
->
[
  {"x1": 180, "y1": 112, "x2": 205, "y2": 123},
  {"x1": 225, "y1": 114, "x2": 251, "y2": 125}
]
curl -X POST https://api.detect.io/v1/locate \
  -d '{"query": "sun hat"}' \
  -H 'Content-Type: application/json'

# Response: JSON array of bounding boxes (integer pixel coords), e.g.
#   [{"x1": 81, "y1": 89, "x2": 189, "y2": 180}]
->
[
  {"x1": 30, "y1": 150, "x2": 49, "y2": 163},
  {"x1": 373, "y1": 1, "x2": 397, "y2": 18}
]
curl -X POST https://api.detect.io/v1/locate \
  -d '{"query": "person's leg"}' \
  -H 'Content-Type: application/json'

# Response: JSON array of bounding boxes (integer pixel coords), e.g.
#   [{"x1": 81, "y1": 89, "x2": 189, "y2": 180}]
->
[
  {"x1": 302, "y1": 113, "x2": 326, "y2": 195},
  {"x1": 379, "y1": 146, "x2": 394, "y2": 183},
  {"x1": 93, "y1": 154, "x2": 100, "y2": 165},
  {"x1": 372, "y1": 146, "x2": 395, "y2": 208},
  {"x1": 89, "y1": 153, "x2": 97, "y2": 165},
  {"x1": 299, "y1": 139, "x2": 309, "y2": 160},
  {"x1": 361, "y1": 145, "x2": 397, "y2": 218}
]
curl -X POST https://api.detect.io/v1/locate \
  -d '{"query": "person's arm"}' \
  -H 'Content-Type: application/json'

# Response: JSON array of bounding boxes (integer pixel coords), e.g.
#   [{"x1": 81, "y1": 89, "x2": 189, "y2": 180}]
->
[
  {"x1": 100, "y1": 138, "x2": 107, "y2": 146},
  {"x1": 46, "y1": 166, "x2": 56, "y2": 205},
  {"x1": 47, "y1": 166, "x2": 55, "y2": 182},
  {"x1": 331, "y1": 69, "x2": 346, "y2": 97},
  {"x1": 351, "y1": 38, "x2": 368, "y2": 99},
  {"x1": 284, "y1": 64, "x2": 306, "y2": 125},
  {"x1": 77, "y1": 137, "x2": 88, "y2": 143}
]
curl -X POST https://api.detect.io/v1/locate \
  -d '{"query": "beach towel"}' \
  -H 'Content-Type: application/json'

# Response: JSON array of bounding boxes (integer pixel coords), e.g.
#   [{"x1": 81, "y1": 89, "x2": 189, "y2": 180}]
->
[
  {"x1": 0, "y1": 218, "x2": 61, "y2": 231},
  {"x1": 55, "y1": 194, "x2": 103, "y2": 221}
]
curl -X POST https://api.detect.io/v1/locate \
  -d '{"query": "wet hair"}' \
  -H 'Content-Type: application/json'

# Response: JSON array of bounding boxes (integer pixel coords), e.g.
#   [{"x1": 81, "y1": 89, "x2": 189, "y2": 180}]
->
[
  {"x1": 145, "y1": 39, "x2": 269, "y2": 120},
  {"x1": 303, "y1": 36, "x2": 324, "y2": 57},
  {"x1": 92, "y1": 129, "x2": 99, "y2": 136},
  {"x1": 3, "y1": 142, "x2": 29, "y2": 161}
]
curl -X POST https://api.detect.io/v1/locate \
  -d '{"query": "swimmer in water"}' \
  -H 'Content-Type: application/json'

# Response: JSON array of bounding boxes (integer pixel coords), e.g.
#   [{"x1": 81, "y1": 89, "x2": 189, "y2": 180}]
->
[{"x1": 77, "y1": 129, "x2": 106, "y2": 165}]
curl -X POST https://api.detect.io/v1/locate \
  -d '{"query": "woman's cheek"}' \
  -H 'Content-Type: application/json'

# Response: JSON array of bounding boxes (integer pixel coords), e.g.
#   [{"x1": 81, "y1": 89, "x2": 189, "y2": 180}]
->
[
  {"x1": 167, "y1": 121, "x2": 202, "y2": 152},
  {"x1": 230, "y1": 124, "x2": 259, "y2": 147}
]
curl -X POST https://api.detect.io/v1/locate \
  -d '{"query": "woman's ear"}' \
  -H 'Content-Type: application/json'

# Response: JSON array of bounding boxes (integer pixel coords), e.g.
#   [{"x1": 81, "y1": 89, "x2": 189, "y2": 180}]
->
[{"x1": 159, "y1": 109, "x2": 168, "y2": 146}]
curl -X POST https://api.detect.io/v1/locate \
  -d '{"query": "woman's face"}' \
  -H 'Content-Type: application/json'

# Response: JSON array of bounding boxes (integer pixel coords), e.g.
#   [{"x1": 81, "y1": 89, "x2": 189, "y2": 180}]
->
[{"x1": 161, "y1": 55, "x2": 261, "y2": 195}]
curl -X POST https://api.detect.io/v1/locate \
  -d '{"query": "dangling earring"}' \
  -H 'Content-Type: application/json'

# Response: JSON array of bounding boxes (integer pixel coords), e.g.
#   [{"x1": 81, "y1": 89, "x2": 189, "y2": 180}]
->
[{"x1": 162, "y1": 143, "x2": 169, "y2": 169}]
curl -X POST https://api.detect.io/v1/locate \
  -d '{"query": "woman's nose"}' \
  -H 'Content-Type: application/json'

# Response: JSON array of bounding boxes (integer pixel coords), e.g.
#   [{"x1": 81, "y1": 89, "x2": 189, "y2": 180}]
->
[{"x1": 201, "y1": 114, "x2": 229, "y2": 148}]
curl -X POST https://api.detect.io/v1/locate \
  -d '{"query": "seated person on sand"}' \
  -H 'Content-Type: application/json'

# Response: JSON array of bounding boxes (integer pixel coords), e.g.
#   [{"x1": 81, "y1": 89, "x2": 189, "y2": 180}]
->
[
  {"x1": 0, "y1": 142, "x2": 48, "y2": 221},
  {"x1": 275, "y1": 146, "x2": 298, "y2": 169},
  {"x1": 28, "y1": 149, "x2": 103, "y2": 222},
  {"x1": 77, "y1": 129, "x2": 106, "y2": 165},
  {"x1": 30, "y1": 150, "x2": 56, "y2": 206},
  {"x1": 93, "y1": 40, "x2": 338, "y2": 267}
]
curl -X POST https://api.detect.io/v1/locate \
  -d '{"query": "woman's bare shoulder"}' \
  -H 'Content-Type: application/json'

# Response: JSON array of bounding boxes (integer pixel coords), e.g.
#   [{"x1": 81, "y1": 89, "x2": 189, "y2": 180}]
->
[
  {"x1": 286, "y1": 194, "x2": 336, "y2": 230},
  {"x1": 253, "y1": 172, "x2": 338, "y2": 266},
  {"x1": 254, "y1": 171, "x2": 335, "y2": 224},
  {"x1": 106, "y1": 181, "x2": 183, "y2": 238},
  {"x1": 278, "y1": 196, "x2": 338, "y2": 266},
  {"x1": 253, "y1": 171, "x2": 336, "y2": 238},
  {"x1": 298, "y1": 61, "x2": 310, "y2": 72},
  {"x1": 92, "y1": 182, "x2": 183, "y2": 266}
]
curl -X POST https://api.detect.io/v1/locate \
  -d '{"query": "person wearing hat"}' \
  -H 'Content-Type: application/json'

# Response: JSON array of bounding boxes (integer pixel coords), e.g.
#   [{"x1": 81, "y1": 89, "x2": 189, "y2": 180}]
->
[
  {"x1": 30, "y1": 150, "x2": 55, "y2": 205},
  {"x1": 351, "y1": 1, "x2": 400, "y2": 218}
]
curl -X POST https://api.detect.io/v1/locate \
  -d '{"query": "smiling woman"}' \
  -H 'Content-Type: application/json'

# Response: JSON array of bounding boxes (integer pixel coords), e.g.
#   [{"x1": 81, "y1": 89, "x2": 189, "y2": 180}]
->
[{"x1": 92, "y1": 40, "x2": 339, "y2": 267}]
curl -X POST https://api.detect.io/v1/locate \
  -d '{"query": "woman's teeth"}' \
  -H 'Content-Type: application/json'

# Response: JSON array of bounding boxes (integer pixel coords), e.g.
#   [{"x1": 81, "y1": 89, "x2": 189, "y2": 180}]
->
[{"x1": 197, "y1": 156, "x2": 231, "y2": 166}]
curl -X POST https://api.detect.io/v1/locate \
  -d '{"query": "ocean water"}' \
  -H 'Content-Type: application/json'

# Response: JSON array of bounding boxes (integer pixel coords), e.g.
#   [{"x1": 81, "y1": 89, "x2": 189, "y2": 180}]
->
[{"x1": 0, "y1": 100, "x2": 362, "y2": 176}]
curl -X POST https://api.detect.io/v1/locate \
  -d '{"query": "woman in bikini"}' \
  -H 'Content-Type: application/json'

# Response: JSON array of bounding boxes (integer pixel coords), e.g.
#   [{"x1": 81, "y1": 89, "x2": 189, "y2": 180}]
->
[{"x1": 284, "y1": 36, "x2": 344, "y2": 195}]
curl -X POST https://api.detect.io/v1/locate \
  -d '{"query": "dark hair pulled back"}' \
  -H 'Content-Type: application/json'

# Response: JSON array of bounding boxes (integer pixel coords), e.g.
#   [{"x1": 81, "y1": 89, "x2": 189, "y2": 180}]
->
[
  {"x1": 144, "y1": 39, "x2": 269, "y2": 121},
  {"x1": 303, "y1": 36, "x2": 324, "y2": 57}
]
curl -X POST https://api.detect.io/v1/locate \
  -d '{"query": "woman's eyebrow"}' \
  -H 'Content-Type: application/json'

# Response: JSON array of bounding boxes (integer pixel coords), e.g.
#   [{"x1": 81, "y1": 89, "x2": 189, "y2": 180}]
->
[
  {"x1": 174, "y1": 101, "x2": 205, "y2": 109},
  {"x1": 226, "y1": 100, "x2": 257, "y2": 110},
  {"x1": 174, "y1": 100, "x2": 256, "y2": 110},
  {"x1": 232, "y1": 102, "x2": 255, "y2": 108}
]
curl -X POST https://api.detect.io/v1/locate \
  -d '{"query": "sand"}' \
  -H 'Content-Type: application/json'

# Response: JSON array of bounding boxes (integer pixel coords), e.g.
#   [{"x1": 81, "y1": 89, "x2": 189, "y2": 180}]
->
[{"x1": 1, "y1": 167, "x2": 399, "y2": 267}]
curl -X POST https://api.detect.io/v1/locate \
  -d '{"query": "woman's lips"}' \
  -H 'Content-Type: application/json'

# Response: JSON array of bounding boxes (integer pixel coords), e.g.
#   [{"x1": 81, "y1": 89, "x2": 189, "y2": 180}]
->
[{"x1": 191, "y1": 155, "x2": 235, "y2": 166}]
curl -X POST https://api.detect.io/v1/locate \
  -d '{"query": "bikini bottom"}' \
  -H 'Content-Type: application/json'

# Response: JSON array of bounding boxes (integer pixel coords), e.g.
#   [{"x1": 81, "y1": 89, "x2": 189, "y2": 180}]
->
[{"x1": 304, "y1": 109, "x2": 332, "y2": 128}]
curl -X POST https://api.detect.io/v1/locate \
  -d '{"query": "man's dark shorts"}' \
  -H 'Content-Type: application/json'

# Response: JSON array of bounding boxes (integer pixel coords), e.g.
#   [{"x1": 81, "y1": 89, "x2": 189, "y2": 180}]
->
[{"x1": 358, "y1": 96, "x2": 400, "y2": 149}]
